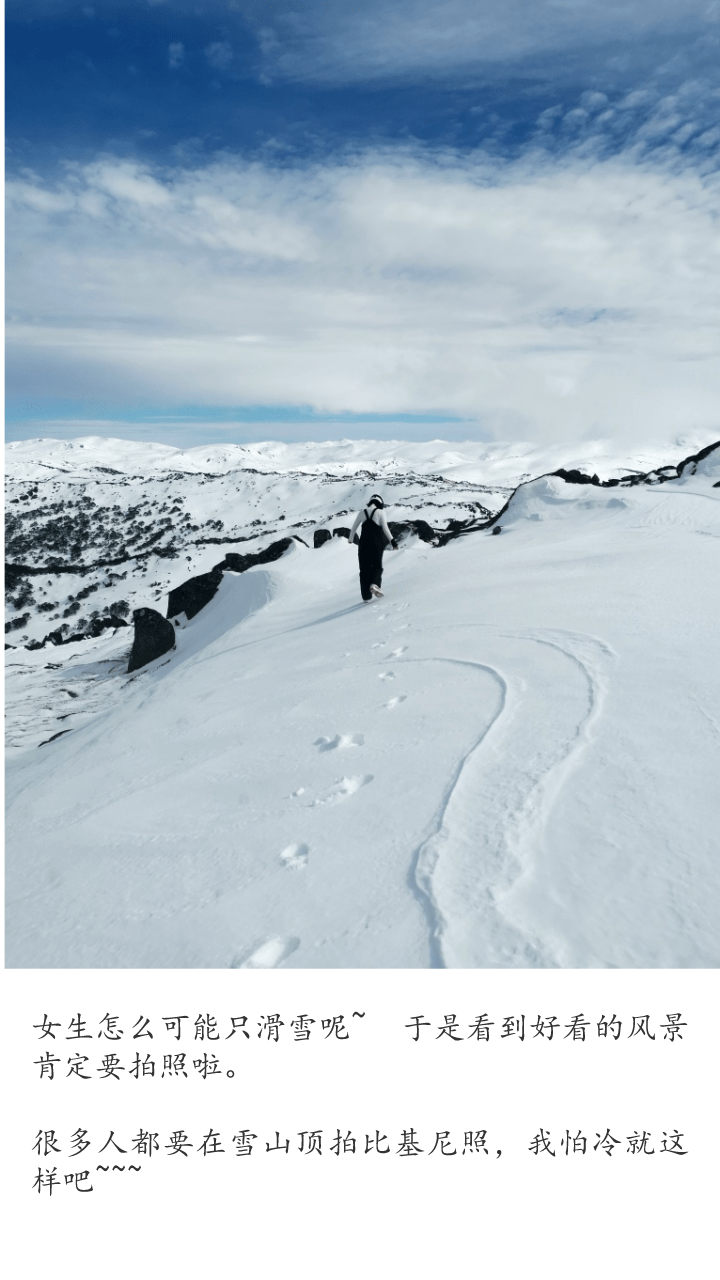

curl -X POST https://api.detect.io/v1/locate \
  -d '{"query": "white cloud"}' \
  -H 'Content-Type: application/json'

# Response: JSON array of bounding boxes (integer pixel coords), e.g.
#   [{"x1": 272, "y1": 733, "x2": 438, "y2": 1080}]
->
[
  {"x1": 13, "y1": 1, "x2": 718, "y2": 91},
  {"x1": 168, "y1": 42, "x2": 184, "y2": 70},
  {"x1": 258, "y1": 26, "x2": 280, "y2": 55},
  {"x1": 204, "y1": 41, "x2": 233, "y2": 72},
  {"x1": 237, "y1": 0, "x2": 720, "y2": 87},
  {"x1": 580, "y1": 91, "x2": 610, "y2": 111},
  {"x1": 5, "y1": 180, "x2": 75, "y2": 213},
  {"x1": 82, "y1": 160, "x2": 171, "y2": 206},
  {"x1": 6, "y1": 146, "x2": 720, "y2": 443}
]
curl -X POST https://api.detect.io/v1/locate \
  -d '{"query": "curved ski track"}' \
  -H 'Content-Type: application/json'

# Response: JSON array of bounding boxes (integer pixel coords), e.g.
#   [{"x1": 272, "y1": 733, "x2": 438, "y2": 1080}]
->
[{"x1": 408, "y1": 629, "x2": 613, "y2": 968}]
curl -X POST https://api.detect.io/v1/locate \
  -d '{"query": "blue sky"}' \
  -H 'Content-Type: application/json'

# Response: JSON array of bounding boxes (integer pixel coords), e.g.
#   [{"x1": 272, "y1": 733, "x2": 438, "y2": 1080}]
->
[{"x1": 6, "y1": 0, "x2": 720, "y2": 447}]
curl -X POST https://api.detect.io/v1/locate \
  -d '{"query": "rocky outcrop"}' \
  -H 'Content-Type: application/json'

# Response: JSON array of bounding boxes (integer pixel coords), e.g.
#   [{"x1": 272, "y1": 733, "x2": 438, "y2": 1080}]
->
[
  {"x1": 314, "y1": 529, "x2": 332, "y2": 548},
  {"x1": 551, "y1": 439, "x2": 720, "y2": 490},
  {"x1": 434, "y1": 515, "x2": 494, "y2": 546},
  {"x1": 127, "y1": 608, "x2": 176, "y2": 673},
  {"x1": 24, "y1": 614, "x2": 129, "y2": 651},
  {"x1": 166, "y1": 565, "x2": 224, "y2": 621},
  {"x1": 221, "y1": 534, "x2": 307, "y2": 574},
  {"x1": 327, "y1": 519, "x2": 439, "y2": 547},
  {"x1": 388, "y1": 519, "x2": 438, "y2": 545},
  {"x1": 410, "y1": 519, "x2": 437, "y2": 544},
  {"x1": 165, "y1": 535, "x2": 307, "y2": 622}
]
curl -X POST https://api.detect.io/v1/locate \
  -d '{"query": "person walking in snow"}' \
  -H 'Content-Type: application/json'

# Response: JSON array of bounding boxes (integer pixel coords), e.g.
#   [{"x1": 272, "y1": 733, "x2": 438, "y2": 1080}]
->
[{"x1": 349, "y1": 494, "x2": 398, "y2": 602}]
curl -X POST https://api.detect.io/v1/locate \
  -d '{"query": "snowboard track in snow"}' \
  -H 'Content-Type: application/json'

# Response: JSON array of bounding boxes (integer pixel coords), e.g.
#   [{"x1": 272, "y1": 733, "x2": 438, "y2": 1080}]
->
[
  {"x1": 407, "y1": 628, "x2": 613, "y2": 968},
  {"x1": 406, "y1": 656, "x2": 508, "y2": 968}
]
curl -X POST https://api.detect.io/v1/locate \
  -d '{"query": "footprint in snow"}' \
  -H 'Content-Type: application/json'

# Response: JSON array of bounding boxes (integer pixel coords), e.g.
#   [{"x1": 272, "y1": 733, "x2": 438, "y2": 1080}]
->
[
  {"x1": 232, "y1": 936, "x2": 300, "y2": 969},
  {"x1": 384, "y1": 695, "x2": 407, "y2": 709},
  {"x1": 378, "y1": 671, "x2": 395, "y2": 681},
  {"x1": 280, "y1": 842, "x2": 309, "y2": 870},
  {"x1": 310, "y1": 775, "x2": 373, "y2": 806},
  {"x1": 315, "y1": 732, "x2": 364, "y2": 751},
  {"x1": 389, "y1": 646, "x2": 408, "y2": 657}
]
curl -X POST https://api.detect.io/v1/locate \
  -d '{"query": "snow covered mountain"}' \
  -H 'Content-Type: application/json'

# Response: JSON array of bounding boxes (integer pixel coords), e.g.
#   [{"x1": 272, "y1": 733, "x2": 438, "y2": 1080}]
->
[{"x1": 5, "y1": 433, "x2": 720, "y2": 968}]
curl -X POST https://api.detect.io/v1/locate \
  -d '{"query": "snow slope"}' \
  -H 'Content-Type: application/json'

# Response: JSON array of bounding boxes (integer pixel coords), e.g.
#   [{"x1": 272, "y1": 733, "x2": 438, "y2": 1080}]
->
[{"x1": 5, "y1": 437, "x2": 720, "y2": 968}]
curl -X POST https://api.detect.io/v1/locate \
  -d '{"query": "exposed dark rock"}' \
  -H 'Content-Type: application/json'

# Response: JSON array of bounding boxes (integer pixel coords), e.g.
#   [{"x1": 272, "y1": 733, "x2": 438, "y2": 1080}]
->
[
  {"x1": 410, "y1": 519, "x2": 437, "y2": 544},
  {"x1": 23, "y1": 614, "x2": 129, "y2": 651},
  {"x1": 38, "y1": 729, "x2": 73, "y2": 747},
  {"x1": 386, "y1": 519, "x2": 437, "y2": 545},
  {"x1": 435, "y1": 516, "x2": 498, "y2": 546},
  {"x1": 220, "y1": 535, "x2": 303, "y2": 574},
  {"x1": 492, "y1": 526, "x2": 502, "y2": 535},
  {"x1": 164, "y1": 536, "x2": 303, "y2": 623},
  {"x1": 553, "y1": 467, "x2": 613, "y2": 487},
  {"x1": 386, "y1": 521, "x2": 409, "y2": 542},
  {"x1": 128, "y1": 608, "x2": 176, "y2": 673},
  {"x1": 552, "y1": 440, "x2": 720, "y2": 490},
  {"x1": 86, "y1": 614, "x2": 129, "y2": 638},
  {"x1": 676, "y1": 439, "x2": 720, "y2": 475},
  {"x1": 167, "y1": 565, "x2": 224, "y2": 620},
  {"x1": 333, "y1": 527, "x2": 351, "y2": 539},
  {"x1": 314, "y1": 529, "x2": 332, "y2": 549}
]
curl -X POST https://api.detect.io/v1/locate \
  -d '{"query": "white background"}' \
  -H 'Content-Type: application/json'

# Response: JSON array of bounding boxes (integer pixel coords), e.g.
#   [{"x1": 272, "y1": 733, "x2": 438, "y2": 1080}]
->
[{"x1": 3, "y1": 968, "x2": 717, "y2": 1278}]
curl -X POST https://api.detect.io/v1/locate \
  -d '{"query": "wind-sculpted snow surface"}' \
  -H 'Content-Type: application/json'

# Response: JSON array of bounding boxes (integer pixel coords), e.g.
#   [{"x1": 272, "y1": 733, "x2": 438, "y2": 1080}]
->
[{"x1": 5, "y1": 437, "x2": 720, "y2": 967}]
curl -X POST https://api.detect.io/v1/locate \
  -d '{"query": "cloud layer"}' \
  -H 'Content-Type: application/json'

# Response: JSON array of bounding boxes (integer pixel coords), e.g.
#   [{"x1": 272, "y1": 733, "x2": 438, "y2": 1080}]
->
[
  {"x1": 242, "y1": 0, "x2": 720, "y2": 88},
  {"x1": 7, "y1": 142, "x2": 720, "y2": 442},
  {"x1": 10, "y1": 1, "x2": 720, "y2": 89}
]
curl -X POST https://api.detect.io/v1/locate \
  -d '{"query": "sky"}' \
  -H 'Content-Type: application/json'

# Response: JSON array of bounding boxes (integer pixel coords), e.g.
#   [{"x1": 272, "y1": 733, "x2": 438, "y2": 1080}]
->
[{"x1": 6, "y1": 0, "x2": 720, "y2": 448}]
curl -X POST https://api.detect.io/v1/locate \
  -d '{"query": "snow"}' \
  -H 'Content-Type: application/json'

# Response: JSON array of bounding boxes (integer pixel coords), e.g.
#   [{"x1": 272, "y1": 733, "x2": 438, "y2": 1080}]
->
[
  {"x1": 5, "y1": 435, "x2": 720, "y2": 968},
  {"x1": 5, "y1": 429, "x2": 712, "y2": 483}
]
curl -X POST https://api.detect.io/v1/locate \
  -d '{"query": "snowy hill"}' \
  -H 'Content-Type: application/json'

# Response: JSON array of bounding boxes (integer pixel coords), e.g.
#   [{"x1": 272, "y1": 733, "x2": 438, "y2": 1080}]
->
[{"x1": 5, "y1": 434, "x2": 720, "y2": 968}]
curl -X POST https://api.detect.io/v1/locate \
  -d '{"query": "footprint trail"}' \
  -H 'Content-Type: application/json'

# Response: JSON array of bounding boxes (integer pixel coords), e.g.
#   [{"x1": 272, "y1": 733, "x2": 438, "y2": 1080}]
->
[
  {"x1": 315, "y1": 733, "x2": 364, "y2": 751},
  {"x1": 280, "y1": 842, "x2": 309, "y2": 870},
  {"x1": 233, "y1": 936, "x2": 300, "y2": 968},
  {"x1": 309, "y1": 775, "x2": 374, "y2": 806}
]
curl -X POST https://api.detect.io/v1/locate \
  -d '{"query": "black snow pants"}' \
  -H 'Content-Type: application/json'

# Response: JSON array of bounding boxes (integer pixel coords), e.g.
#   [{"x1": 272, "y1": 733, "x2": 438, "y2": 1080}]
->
[{"x1": 358, "y1": 516, "x2": 388, "y2": 601}]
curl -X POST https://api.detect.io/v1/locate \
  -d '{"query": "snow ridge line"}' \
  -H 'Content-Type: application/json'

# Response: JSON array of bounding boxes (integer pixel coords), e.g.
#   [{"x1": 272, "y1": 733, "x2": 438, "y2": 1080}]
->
[{"x1": 405, "y1": 657, "x2": 508, "y2": 968}]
